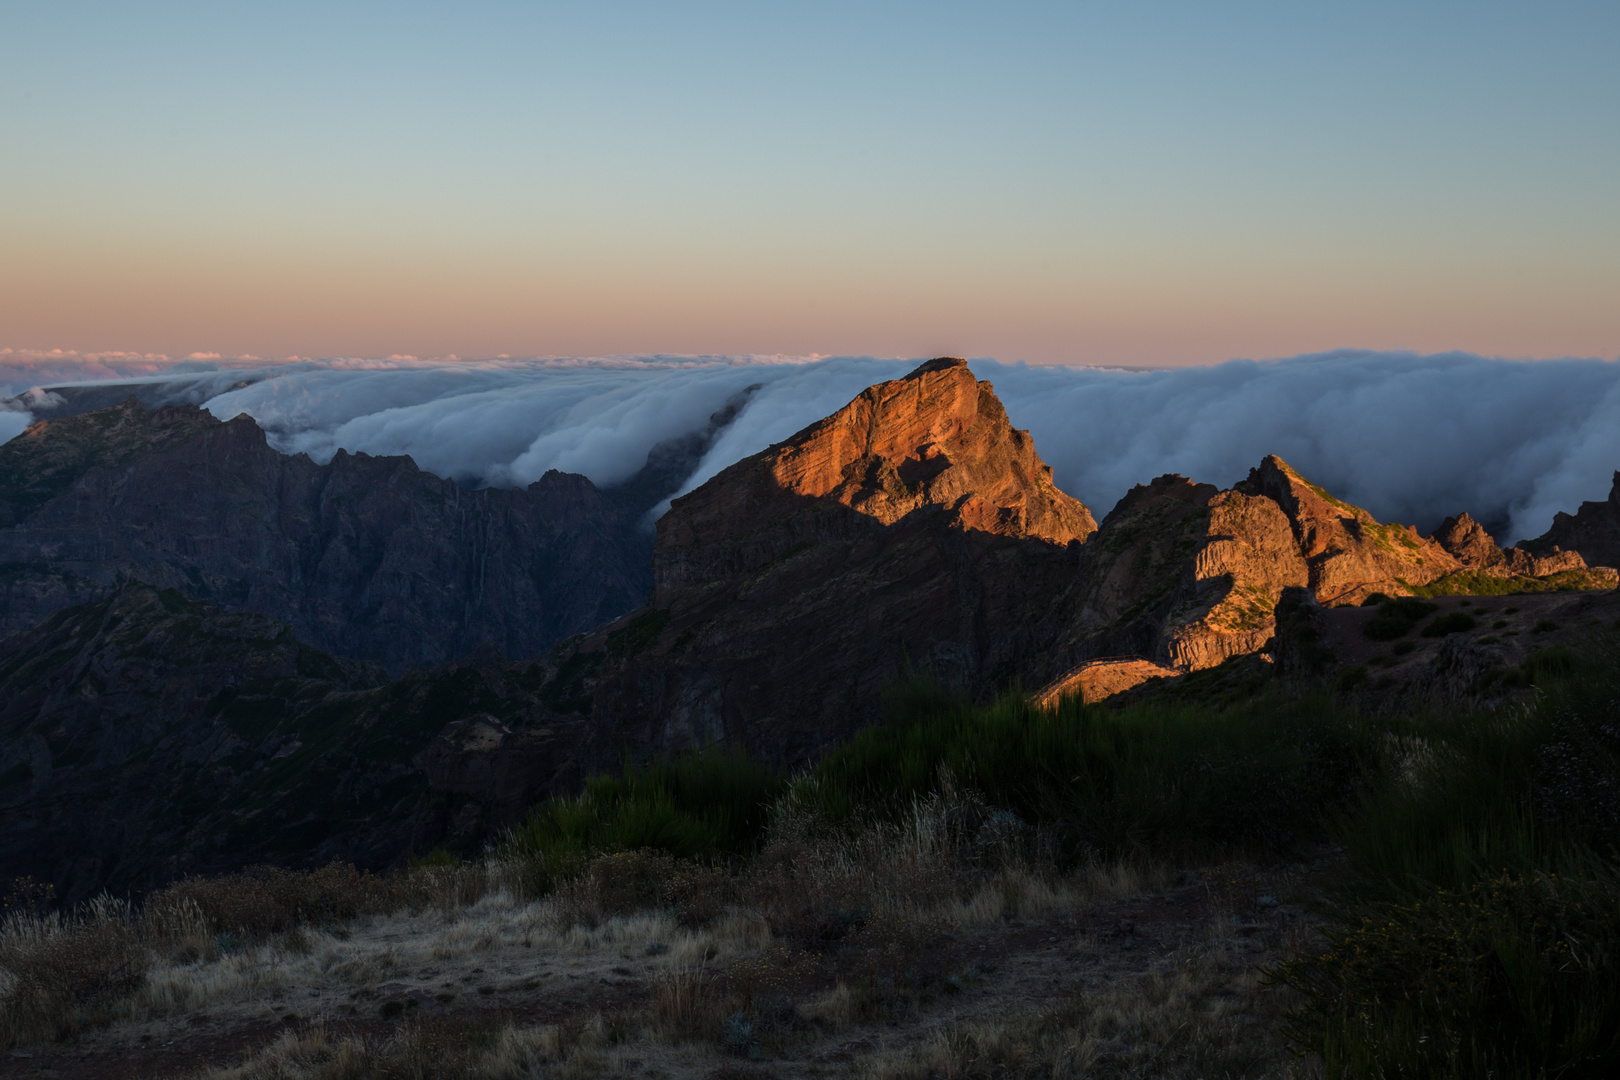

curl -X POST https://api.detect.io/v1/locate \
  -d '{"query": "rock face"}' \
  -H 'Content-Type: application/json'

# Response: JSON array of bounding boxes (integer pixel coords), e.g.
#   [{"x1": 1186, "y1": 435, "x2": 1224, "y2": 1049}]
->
[
  {"x1": 1433, "y1": 510, "x2": 1589, "y2": 577},
  {"x1": 0, "y1": 584, "x2": 585, "y2": 902},
  {"x1": 0, "y1": 399, "x2": 653, "y2": 672},
  {"x1": 1025, "y1": 457, "x2": 1613, "y2": 696},
  {"x1": 1522, "y1": 472, "x2": 1620, "y2": 572},
  {"x1": 1269, "y1": 586, "x2": 1334, "y2": 679},
  {"x1": 1031, "y1": 658, "x2": 1181, "y2": 707},
  {"x1": 654, "y1": 357, "x2": 1095, "y2": 596},
  {"x1": 554, "y1": 359, "x2": 1098, "y2": 768},
  {"x1": 1237, "y1": 456, "x2": 1462, "y2": 605},
  {"x1": 1036, "y1": 473, "x2": 1309, "y2": 680},
  {"x1": 1431, "y1": 512, "x2": 1503, "y2": 569}
]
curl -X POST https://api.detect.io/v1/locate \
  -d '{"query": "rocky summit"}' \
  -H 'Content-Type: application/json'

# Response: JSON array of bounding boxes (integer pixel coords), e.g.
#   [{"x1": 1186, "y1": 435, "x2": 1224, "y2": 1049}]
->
[
  {"x1": 1030, "y1": 456, "x2": 1614, "y2": 703},
  {"x1": 563, "y1": 358, "x2": 1097, "y2": 768}
]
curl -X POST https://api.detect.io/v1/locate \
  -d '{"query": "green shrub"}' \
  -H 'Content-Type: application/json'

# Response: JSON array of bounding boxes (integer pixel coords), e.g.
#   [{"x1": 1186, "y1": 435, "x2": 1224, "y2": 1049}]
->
[
  {"x1": 800, "y1": 682, "x2": 1373, "y2": 858},
  {"x1": 501, "y1": 750, "x2": 784, "y2": 884},
  {"x1": 1363, "y1": 598, "x2": 1438, "y2": 640},
  {"x1": 1279, "y1": 872, "x2": 1620, "y2": 1079},
  {"x1": 1522, "y1": 646, "x2": 1577, "y2": 684},
  {"x1": 1277, "y1": 643, "x2": 1620, "y2": 1076},
  {"x1": 1421, "y1": 611, "x2": 1478, "y2": 637}
]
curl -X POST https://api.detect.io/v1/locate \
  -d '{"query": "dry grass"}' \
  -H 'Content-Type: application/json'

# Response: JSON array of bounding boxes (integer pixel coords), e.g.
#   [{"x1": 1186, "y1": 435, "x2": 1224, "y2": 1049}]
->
[
  {"x1": 3, "y1": 798, "x2": 1308, "y2": 1078},
  {"x1": 858, "y1": 938, "x2": 1299, "y2": 1080},
  {"x1": 197, "y1": 1015, "x2": 587, "y2": 1080},
  {"x1": 0, "y1": 895, "x2": 150, "y2": 1047}
]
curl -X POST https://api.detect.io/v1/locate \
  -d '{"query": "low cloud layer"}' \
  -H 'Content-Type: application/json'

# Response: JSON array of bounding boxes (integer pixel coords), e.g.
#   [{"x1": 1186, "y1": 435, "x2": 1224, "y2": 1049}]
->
[{"x1": 4, "y1": 350, "x2": 1618, "y2": 544}]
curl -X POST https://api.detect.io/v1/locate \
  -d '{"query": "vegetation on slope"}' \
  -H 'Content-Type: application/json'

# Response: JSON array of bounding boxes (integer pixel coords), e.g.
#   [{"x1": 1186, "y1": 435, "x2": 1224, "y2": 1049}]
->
[
  {"x1": 3, "y1": 633, "x2": 1617, "y2": 1077},
  {"x1": 499, "y1": 643, "x2": 1620, "y2": 1078}
]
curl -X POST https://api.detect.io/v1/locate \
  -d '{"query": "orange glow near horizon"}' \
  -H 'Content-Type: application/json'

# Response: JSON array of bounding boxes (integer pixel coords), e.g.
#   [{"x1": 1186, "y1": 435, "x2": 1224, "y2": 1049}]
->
[{"x1": 4, "y1": 6, "x2": 1616, "y2": 367}]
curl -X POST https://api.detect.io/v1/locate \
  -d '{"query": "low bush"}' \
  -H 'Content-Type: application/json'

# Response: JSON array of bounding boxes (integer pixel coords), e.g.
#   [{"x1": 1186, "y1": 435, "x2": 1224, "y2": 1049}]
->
[
  {"x1": 800, "y1": 682, "x2": 1373, "y2": 860},
  {"x1": 1277, "y1": 642, "x2": 1620, "y2": 1077},
  {"x1": 1363, "y1": 597, "x2": 1438, "y2": 640},
  {"x1": 1420, "y1": 611, "x2": 1477, "y2": 637},
  {"x1": 146, "y1": 862, "x2": 402, "y2": 941},
  {"x1": 502, "y1": 750, "x2": 784, "y2": 887},
  {"x1": 0, "y1": 899, "x2": 149, "y2": 1048},
  {"x1": 1278, "y1": 872, "x2": 1620, "y2": 1078}
]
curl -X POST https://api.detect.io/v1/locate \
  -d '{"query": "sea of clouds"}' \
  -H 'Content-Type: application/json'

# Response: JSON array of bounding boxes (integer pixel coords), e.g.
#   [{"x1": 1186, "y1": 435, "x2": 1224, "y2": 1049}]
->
[{"x1": 4, "y1": 349, "x2": 1619, "y2": 544}]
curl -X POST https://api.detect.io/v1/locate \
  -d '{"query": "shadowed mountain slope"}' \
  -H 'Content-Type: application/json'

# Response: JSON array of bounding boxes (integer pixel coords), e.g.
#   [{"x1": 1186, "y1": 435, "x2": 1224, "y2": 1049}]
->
[
  {"x1": 0, "y1": 399, "x2": 653, "y2": 672},
  {"x1": 0, "y1": 584, "x2": 584, "y2": 902},
  {"x1": 1522, "y1": 472, "x2": 1620, "y2": 572},
  {"x1": 552, "y1": 358, "x2": 1097, "y2": 768}
]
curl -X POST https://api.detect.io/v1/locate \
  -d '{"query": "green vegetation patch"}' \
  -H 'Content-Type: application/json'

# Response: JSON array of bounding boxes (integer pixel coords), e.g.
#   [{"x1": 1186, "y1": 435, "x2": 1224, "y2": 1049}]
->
[
  {"x1": 1411, "y1": 567, "x2": 1616, "y2": 598},
  {"x1": 605, "y1": 609, "x2": 670, "y2": 659},
  {"x1": 1420, "y1": 611, "x2": 1478, "y2": 637},
  {"x1": 1363, "y1": 597, "x2": 1439, "y2": 640},
  {"x1": 801, "y1": 682, "x2": 1371, "y2": 857},
  {"x1": 1275, "y1": 644, "x2": 1620, "y2": 1077},
  {"x1": 540, "y1": 650, "x2": 604, "y2": 714},
  {"x1": 503, "y1": 751, "x2": 784, "y2": 885}
]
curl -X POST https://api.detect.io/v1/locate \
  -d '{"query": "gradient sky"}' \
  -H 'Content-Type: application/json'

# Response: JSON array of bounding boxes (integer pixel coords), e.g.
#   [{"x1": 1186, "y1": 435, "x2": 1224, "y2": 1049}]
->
[{"x1": 3, "y1": 2, "x2": 1617, "y2": 366}]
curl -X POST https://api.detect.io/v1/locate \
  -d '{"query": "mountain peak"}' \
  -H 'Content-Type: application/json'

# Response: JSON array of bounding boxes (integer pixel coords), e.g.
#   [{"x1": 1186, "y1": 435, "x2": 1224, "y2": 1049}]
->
[{"x1": 655, "y1": 358, "x2": 1096, "y2": 593}]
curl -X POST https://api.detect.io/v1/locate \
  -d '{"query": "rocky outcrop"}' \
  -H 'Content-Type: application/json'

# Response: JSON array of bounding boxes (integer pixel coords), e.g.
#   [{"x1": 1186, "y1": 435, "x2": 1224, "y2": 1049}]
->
[
  {"x1": 1431, "y1": 512, "x2": 1503, "y2": 569},
  {"x1": 0, "y1": 399, "x2": 654, "y2": 672},
  {"x1": 550, "y1": 359, "x2": 1097, "y2": 768},
  {"x1": 1270, "y1": 586, "x2": 1334, "y2": 679},
  {"x1": 1237, "y1": 456, "x2": 1462, "y2": 605},
  {"x1": 1521, "y1": 472, "x2": 1620, "y2": 572},
  {"x1": 1433, "y1": 510, "x2": 1592, "y2": 577},
  {"x1": 1418, "y1": 633, "x2": 1510, "y2": 701},
  {"x1": 654, "y1": 357, "x2": 1094, "y2": 597},
  {"x1": 1032, "y1": 473, "x2": 1309, "y2": 682},
  {"x1": 1026, "y1": 457, "x2": 1612, "y2": 693},
  {"x1": 1031, "y1": 658, "x2": 1181, "y2": 707}
]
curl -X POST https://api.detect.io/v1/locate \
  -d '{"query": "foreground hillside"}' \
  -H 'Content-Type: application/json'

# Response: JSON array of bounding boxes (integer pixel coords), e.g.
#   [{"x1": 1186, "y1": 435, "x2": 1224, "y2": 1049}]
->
[{"x1": 2, "y1": 631, "x2": 1616, "y2": 1078}]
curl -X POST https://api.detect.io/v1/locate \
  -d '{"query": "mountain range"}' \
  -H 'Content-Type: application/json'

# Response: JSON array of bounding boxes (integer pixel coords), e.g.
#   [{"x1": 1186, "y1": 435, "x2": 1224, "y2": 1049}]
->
[{"x1": 2, "y1": 358, "x2": 1616, "y2": 899}]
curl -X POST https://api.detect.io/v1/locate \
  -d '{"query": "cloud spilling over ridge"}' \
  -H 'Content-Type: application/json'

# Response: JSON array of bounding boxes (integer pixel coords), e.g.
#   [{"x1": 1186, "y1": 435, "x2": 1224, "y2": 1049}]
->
[{"x1": 3, "y1": 350, "x2": 1619, "y2": 545}]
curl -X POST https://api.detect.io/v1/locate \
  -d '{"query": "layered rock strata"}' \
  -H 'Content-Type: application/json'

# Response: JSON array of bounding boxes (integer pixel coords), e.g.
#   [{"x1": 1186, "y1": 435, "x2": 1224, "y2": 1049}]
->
[{"x1": 1235, "y1": 456, "x2": 1463, "y2": 605}]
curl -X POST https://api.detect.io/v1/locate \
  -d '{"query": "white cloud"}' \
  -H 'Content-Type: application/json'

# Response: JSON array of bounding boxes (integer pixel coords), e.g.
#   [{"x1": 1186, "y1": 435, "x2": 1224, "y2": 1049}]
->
[{"x1": 3, "y1": 349, "x2": 1618, "y2": 544}]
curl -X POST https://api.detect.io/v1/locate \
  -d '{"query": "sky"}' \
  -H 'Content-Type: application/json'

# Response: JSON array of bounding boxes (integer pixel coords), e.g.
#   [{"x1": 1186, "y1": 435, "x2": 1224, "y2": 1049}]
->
[{"x1": 2, "y1": 2, "x2": 1618, "y2": 366}]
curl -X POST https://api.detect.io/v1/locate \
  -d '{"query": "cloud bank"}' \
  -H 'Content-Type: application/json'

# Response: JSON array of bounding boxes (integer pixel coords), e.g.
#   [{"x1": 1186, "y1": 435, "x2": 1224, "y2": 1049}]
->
[{"x1": 3, "y1": 350, "x2": 1619, "y2": 545}]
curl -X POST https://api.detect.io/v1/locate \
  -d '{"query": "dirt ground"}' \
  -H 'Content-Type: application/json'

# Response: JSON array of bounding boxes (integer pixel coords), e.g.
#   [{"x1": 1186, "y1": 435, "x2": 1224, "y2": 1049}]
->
[{"x1": 0, "y1": 853, "x2": 1332, "y2": 1080}]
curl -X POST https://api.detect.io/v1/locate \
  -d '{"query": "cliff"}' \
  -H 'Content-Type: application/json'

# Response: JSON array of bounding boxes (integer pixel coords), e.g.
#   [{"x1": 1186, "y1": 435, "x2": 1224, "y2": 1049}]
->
[{"x1": 1521, "y1": 472, "x2": 1620, "y2": 572}]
